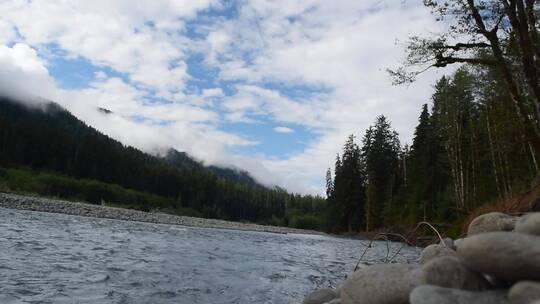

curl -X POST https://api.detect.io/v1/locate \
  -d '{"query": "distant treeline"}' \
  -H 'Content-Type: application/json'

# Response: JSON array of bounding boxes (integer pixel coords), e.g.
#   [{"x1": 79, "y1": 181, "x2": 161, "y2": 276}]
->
[
  {"x1": 325, "y1": 66, "x2": 538, "y2": 234},
  {"x1": 0, "y1": 97, "x2": 325, "y2": 229}
]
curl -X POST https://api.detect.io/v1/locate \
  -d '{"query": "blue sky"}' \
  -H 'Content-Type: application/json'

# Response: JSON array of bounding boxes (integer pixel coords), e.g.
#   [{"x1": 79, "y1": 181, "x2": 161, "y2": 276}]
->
[{"x1": 0, "y1": 0, "x2": 446, "y2": 194}]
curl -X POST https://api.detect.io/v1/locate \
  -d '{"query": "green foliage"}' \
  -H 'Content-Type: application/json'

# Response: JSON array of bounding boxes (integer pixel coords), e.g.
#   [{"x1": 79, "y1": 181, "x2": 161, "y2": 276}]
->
[
  {"x1": 0, "y1": 167, "x2": 173, "y2": 212},
  {"x1": 325, "y1": 64, "x2": 538, "y2": 234},
  {"x1": 285, "y1": 209, "x2": 322, "y2": 230},
  {"x1": 0, "y1": 97, "x2": 325, "y2": 227}
]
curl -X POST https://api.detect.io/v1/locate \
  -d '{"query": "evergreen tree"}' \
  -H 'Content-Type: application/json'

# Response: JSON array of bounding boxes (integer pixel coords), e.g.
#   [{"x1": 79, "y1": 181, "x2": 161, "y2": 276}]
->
[
  {"x1": 362, "y1": 116, "x2": 401, "y2": 230},
  {"x1": 325, "y1": 168, "x2": 333, "y2": 198},
  {"x1": 407, "y1": 103, "x2": 450, "y2": 222}
]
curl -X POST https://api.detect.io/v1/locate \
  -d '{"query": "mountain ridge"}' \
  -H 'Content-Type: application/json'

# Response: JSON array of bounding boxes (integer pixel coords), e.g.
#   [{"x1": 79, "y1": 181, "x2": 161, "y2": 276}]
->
[{"x1": 0, "y1": 95, "x2": 324, "y2": 224}]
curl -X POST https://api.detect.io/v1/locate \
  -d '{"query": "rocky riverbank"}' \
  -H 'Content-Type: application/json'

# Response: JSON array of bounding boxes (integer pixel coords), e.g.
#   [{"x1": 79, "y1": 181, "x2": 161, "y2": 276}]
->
[
  {"x1": 0, "y1": 192, "x2": 323, "y2": 235},
  {"x1": 302, "y1": 211, "x2": 540, "y2": 304}
]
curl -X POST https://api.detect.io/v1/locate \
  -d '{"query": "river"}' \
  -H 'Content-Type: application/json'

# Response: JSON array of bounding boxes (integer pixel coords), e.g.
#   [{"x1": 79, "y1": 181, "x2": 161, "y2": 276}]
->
[{"x1": 0, "y1": 207, "x2": 420, "y2": 304}]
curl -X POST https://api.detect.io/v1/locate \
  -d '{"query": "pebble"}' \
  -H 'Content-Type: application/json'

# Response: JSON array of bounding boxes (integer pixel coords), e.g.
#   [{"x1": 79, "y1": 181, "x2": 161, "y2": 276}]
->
[
  {"x1": 514, "y1": 213, "x2": 540, "y2": 236},
  {"x1": 341, "y1": 264, "x2": 422, "y2": 304},
  {"x1": 409, "y1": 285, "x2": 510, "y2": 304},
  {"x1": 302, "y1": 288, "x2": 338, "y2": 304},
  {"x1": 508, "y1": 281, "x2": 540, "y2": 304},
  {"x1": 457, "y1": 231, "x2": 540, "y2": 282},
  {"x1": 421, "y1": 256, "x2": 489, "y2": 291},
  {"x1": 467, "y1": 212, "x2": 516, "y2": 236},
  {"x1": 418, "y1": 244, "x2": 456, "y2": 265}
]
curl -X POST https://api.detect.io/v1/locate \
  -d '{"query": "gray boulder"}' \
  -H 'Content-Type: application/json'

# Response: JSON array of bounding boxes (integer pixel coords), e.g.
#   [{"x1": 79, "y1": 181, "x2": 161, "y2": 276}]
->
[
  {"x1": 341, "y1": 264, "x2": 422, "y2": 304},
  {"x1": 303, "y1": 288, "x2": 338, "y2": 304},
  {"x1": 515, "y1": 213, "x2": 540, "y2": 236},
  {"x1": 421, "y1": 255, "x2": 489, "y2": 291},
  {"x1": 457, "y1": 232, "x2": 540, "y2": 281},
  {"x1": 467, "y1": 212, "x2": 517, "y2": 236},
  {"x1": 419, "y1": 244, "x2": 456, "y2": 264},
  {"x1": 509, "y1": 281, "x2": 540, "y2": 304},
  {"x1": 323, "y1": 299, "x2": 341, "y2": 304},
  {"x1": 410, "y1": 285, "x2": 510, "y2": 304}
]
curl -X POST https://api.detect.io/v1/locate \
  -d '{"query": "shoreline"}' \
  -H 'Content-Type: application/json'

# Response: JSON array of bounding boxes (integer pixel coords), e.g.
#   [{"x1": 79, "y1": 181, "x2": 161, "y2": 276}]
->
[{"x1": 0, "y1": 192, "x2": 324, "y2": 236}]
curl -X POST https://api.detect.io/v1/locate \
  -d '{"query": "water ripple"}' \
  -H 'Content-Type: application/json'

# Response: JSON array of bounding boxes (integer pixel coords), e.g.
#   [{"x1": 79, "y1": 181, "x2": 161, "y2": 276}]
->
[{"x1": 0, "y1": 207, "x2": 420, "y2": 303}]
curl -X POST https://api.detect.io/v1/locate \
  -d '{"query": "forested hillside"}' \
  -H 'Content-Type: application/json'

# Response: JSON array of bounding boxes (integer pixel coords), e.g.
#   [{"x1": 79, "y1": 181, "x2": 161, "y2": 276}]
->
[
  {"x1": 0, "y1": 97, "x2": 325, "y2": 227},
  {"x1": 324, "y1": 0, "x2": 540, "y2": 234}
]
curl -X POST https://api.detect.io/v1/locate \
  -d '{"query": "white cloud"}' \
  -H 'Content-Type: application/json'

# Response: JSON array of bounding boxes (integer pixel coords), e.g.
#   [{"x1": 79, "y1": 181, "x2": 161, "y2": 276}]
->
[
  {"x1": 0, "y1": 0, "x2": 219, "y2": 96},
  {"x1": 200, "y1": 0, "x2": 448, "y2": 194},
  {"x1": 0, "y1": 1, "x2": 449, "y2": 195},
  {"x1": 273, "y1": 126, "x2": 294, "y2": 134},
  {"x1": 0, "y1": 42, "x2": 254, "y2": 168},
  {"x1": 0, "y1": 43, "x2": 56, "y2": 103}
]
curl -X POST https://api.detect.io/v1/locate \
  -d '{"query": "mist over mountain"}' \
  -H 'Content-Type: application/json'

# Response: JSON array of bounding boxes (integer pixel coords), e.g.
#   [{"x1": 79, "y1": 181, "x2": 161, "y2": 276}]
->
[{"x1": 0, "y1": 95, "x2": 324, "y2": 223}]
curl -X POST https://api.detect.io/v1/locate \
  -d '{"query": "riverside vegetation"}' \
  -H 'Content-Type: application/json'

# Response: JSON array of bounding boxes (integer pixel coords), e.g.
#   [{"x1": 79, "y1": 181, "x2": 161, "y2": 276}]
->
[{"x1": 302, "y1": 1, "x2": 540, "y2": 303}]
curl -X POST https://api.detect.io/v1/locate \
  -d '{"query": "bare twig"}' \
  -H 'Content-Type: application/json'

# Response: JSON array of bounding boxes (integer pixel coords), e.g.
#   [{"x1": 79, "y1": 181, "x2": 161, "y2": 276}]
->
[{"x1": 352, "y1": 221, "x2": 447, "y2": 272}]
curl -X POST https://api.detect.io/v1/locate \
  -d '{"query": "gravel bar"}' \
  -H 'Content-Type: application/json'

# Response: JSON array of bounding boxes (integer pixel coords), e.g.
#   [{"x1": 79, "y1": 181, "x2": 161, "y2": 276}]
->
[{"x1": 0, "y1": 192, "x2": 323, "y2": 235}]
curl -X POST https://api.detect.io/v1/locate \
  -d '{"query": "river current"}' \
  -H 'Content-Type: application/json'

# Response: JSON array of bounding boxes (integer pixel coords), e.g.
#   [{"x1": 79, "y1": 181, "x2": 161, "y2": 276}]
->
[{"x1": 0, "y1": 208, "x2": 420, "y2": 304}]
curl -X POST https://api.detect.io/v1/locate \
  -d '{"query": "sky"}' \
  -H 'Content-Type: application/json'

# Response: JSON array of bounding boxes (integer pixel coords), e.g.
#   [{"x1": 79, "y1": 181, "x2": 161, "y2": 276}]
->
[{"x1": 0, "y1": 0, "x2": 449, "y2": 195}]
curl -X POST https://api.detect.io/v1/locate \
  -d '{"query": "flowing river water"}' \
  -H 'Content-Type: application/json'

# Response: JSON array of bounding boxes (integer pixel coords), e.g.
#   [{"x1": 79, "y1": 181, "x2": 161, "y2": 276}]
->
[{"x1": 0, "y1": 207, "x2": 420, "y2": 304}]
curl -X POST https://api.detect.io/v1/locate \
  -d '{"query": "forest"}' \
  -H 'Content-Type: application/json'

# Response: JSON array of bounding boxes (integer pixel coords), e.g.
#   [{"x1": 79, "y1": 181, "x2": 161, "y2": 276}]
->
[
  {"x1": 2, "y1": 1, "x2": 539, "y2": 236},
  {"x1": 0, "y1": 97, "x2": 326, "y2": 229},
  {"x1": 324, "y1": 0, "x2": 540, "y2": 234}
]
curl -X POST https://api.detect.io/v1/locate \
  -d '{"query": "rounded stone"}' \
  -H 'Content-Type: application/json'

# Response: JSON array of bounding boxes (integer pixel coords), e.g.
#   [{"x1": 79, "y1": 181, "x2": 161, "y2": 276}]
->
[
  {"x1": 303, "y1": 288, "x2": 338, "y2": 304},
  {"x1": 410, "y1": 285, "x2": 510, "y2": 304},
  {"x1": 421, "y1": 255, "x2": 489, "y2": 291},
  {"x1": 467, "y1": 212, "x2": 517, "y2": 236},
  {"x1": 341, "y1": 264, "x2": 422, "y2": 304},
  {"x1": 515, "y1": 213, "x2": 540, "y2": 236},
  {"x1": 457, "y1": 232, "x2": 540, "y2": 282},
  {"x1": 419, "y1": 244, "x2": 456, "y2": 264},
  {"x1": 509, "y1": 281, "x2": 540, "y2": 304}
]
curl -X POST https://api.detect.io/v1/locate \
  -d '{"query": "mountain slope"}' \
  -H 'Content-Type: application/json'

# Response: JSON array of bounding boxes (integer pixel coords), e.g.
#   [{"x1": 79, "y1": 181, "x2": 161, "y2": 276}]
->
[
  {"x1": 0, "y1": 96, "x2": 323, "y2": 223},
  {"x1": 163, "y1": 149, "x2": 258, "y2": 187}
]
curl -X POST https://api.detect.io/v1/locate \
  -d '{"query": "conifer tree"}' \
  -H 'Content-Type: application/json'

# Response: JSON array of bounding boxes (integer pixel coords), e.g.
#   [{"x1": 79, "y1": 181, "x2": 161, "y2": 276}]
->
[{"x1": 362, "y1": 116, "x2": 401, "y2": 229}]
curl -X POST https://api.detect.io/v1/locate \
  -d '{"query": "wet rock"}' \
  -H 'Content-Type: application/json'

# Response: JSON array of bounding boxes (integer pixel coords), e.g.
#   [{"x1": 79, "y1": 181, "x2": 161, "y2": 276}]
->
[
  {"x1": 454, "y1": 238, "x2": 464, "y2": 248},
  {"x1": 509, "y1": 281, "x2": 540, "y2": 304},
  {"x1": 457, "y1": 232, "x2": 540, "y2": 281},
  {"x1": 341, "y1": 264, "x2": 422, "y2": 304},
  {"x1": 419, "y1": 244, "x2": 456, "y2": 265},
  {"x1": 324, "y1": 299, "x2": 341, "y2": 304},
  {"x1": 303, "y1": 288, "x2": 338, "y2": 304},
  {"x1": 421, "y1": 256, "x2": 489, "y2": 291},
  {"x1": 515, "y1": 213, "x2": 540, "y2": 236},
  {"x1": 410, "y1": 285, "x2": 510, "y2": 304},
  {"x1": 467, "y1": 212, "x2": 516, "y2": 236}
]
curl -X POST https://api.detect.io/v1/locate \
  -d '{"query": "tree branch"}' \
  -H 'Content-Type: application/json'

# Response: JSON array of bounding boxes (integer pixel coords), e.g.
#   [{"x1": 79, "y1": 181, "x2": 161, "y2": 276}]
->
[
  {"x1": 429, "y1": 42, "x2": 492, "y2": 51},
  {"x1": 433, "y1": 54, "x2": 498, "y2": 67}
]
